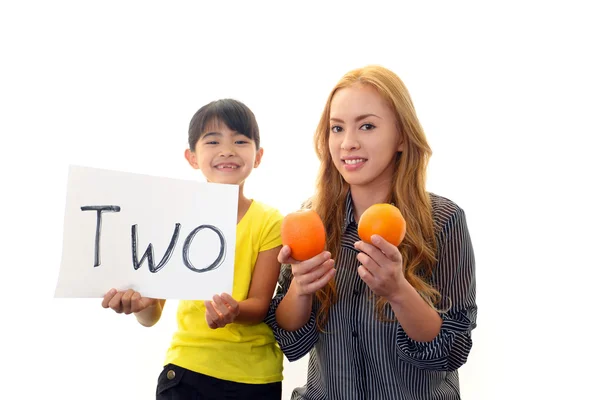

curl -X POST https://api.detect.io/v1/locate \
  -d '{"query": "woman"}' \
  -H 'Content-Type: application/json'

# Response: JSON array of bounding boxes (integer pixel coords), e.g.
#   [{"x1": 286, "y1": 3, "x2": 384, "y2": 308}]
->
[{"x1": 266, "y1": 65, "x2": 477, "y2": 399}]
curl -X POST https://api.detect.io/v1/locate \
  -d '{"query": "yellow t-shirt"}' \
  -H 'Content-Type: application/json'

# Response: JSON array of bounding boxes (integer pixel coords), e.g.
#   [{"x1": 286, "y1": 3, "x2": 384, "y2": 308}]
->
[{"x1": 164, "y1": 200, "x2": 284, "y2": 384}]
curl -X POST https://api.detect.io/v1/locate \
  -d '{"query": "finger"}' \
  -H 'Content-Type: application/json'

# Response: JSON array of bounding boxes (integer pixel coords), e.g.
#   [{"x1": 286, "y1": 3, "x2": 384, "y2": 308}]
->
[
  {"x1": 356, "y1": 252, "x2": 382, "y2": 278},
  {"x1": 212, "y1": 295, "x2": 231, "y2": 317},
  {"x1": 206, "y1": 316, "x2": 217, "y2": 329},
  {"x1": 136, "y1": 296, "x2": 156, "y2": 313},
  {"x1": 108, "y1": 291, "x2": 124, "y2": 313},
  {"x1": 292, "y1": 252, "x2": 332, "y2": 276},
  {"x1": 204, "y1": 307, "x2": 218, "y2": 329},
  {"x1": 370, "y1": 235, "x2": 403, "y2": 262},
  {"x1": 216, "y1": 318, "x2": 228, "y2": 328},
  {"x1": 357, "y1": 265, "x2": 376, "y2": 289},
  {"x1": 210, "y1": 301, "x2": 223, "y2": 318},
  {"x1": 130, "y1": 292, "x2": 148, "y2": 313},
  {"x1": 354, "y1": 240, "x2": 388, "y2": 267},
  {"x1": 121, "y1": 289, "x2": 135, "y2": 314},
  {"x1": 207, "y1": 300, "x2": 228, "y2": 327},
  {"x1": 101, "y1": 289, "x2": 117, "y2": 308},
  {"x1": 204, "y1": 300, "x2": 221, "y2": 324},
  {"x1": 299, "y1": 266, "x2": 336, "y2": 294},
  {"x1": 295, "y1": 259, "x2": 335, "y2": 286},
  {"x1": 220, "y1": 293, "x2": 239, "y2": 315}
]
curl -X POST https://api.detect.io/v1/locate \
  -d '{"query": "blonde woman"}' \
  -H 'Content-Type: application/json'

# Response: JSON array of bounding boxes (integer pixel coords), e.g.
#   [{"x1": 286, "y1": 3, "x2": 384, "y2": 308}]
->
[{"x1": 266, "y1": 65, "x2": 477, "y2": 399}]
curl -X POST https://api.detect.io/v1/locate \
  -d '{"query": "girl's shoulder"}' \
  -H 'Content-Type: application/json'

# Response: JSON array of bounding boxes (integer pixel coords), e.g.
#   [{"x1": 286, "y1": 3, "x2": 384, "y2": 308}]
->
[{"x1": 247, "y1": 200, "x2": 284, "y2": 223}]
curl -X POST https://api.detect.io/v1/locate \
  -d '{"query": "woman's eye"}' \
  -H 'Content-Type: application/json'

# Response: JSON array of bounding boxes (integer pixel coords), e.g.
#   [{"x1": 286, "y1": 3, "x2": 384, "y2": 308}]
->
[
  {"x1": 331, "y1": 126, "x2": 342, "y2": 133},
  {"x1": 360, "y1": 123, "x2": 375, "y2": 131}
]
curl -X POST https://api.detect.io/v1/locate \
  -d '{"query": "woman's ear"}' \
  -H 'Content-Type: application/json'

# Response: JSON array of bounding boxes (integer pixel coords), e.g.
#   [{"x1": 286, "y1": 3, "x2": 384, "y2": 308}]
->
[
  {"x1": 184, "y1": 148, "x2": 199, "y2": 169},
  {"x1": 397, "y1": 137, "x2": 405, "y2": 153}
]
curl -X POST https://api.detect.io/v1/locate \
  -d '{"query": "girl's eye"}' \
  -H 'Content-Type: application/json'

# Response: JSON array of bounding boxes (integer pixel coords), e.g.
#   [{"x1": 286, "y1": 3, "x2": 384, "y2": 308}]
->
[
  {"x1": 205, "y1": 141, "x2": 218, "y2": 145},
  {"x1": 235, "y1": 140, "x2": 249, "y2": 145},
  {"x1": 360, "y1": 123, "x2": 375, "y2": 131},
  {"x1": 331, "y1": 125, "x2": 342, "y2": 133}
]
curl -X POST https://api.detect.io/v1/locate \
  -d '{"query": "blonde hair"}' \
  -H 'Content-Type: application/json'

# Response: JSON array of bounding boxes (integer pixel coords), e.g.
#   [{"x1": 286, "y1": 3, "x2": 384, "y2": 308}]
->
[{"x1": 309, "y1": 65, "x2": 440, "y2": 331}]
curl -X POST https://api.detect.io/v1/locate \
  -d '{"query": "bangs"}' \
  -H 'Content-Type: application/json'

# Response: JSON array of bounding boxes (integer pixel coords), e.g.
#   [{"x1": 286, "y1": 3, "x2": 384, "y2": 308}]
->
[{"x1": 188, "y1": 99, "x2": 260, "y2": 148}]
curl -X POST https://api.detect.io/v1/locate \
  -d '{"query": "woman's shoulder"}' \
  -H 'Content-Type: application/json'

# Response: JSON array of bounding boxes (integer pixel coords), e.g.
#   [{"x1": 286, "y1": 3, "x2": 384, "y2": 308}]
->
[{"x1": 428, "y1": 192, "x2": 466, "y2": 233}]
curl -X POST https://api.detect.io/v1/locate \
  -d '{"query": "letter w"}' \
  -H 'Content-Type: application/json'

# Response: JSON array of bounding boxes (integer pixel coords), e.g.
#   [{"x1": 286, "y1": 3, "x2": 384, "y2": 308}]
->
[{"x1": 131, "y1": 223, "x2": 181, "y2": 273}]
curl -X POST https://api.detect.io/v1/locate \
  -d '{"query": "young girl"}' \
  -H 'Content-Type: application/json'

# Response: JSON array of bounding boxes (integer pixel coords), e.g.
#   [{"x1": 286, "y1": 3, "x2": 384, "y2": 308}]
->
[
  {"x1": 102, "y1": 99, "x2": 284, "y2": 399},
  {"x1": 265, "y1": 66, "x2": 477, "y2": 399}
]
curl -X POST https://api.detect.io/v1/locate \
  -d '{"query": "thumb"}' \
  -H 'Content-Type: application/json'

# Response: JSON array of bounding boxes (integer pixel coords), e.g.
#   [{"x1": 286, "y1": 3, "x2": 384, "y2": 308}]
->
[
  {"x1": 138, "y1": 296, "x2": 157, "y2": 310},
  {"x1": 278, "y1": 245, "x2": 291, "y2": 263}
]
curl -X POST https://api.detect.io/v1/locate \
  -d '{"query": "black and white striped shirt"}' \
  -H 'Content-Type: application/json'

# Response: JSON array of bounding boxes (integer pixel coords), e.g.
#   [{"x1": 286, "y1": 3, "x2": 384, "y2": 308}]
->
[{"x1": 265, "y1": 192, "x2": 477, "y2": 399}]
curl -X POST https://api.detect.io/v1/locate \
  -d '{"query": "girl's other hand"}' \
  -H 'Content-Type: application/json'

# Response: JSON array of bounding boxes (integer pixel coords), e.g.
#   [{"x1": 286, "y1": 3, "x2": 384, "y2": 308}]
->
[{"x1": 204, "y1": 293, "x2": 240, "y2": 329}]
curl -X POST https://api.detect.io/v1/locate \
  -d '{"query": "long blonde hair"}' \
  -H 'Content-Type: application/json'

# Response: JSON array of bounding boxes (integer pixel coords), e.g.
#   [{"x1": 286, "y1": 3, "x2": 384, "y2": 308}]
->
[{"x1": 309, "y1": 65, "x2": 440, "y2": 331}]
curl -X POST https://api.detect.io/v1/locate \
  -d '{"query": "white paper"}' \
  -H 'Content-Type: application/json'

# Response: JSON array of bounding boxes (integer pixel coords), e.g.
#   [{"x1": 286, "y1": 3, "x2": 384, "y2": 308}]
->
[{"x1": 54, "y1": 165, "x2": 238, "y2": 300}]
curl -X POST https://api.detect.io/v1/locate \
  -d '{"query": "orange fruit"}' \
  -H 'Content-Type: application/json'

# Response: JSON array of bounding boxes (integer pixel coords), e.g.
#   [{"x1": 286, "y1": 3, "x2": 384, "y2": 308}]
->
[
  {"x1": 358, "y1": 203, "x2": 406, "y2": 246},
  {"x1": 281, "y1": 210, "x2": 326, "y2": 261}
]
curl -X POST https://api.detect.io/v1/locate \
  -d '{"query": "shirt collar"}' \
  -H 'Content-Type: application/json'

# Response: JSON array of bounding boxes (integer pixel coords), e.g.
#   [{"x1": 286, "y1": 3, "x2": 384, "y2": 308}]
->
[{"x1": 342, "y1": 190, "x2": 356, "y2": 232}]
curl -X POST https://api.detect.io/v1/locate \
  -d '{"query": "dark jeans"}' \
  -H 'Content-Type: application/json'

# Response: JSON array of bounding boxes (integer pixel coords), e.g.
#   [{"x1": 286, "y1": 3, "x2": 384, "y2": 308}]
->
[{"x1": 156, "y1": 364, "x2": 282, "y2": 400}]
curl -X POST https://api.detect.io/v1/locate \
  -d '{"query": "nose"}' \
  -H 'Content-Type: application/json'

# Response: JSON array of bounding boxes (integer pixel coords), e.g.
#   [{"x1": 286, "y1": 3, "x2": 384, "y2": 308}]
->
[
  {"x1": 340, "y1": 130, "x2": 360, "y2": 151},
  {"x1": 219, "y1": 146, "x2": 235, "y2": 157}
]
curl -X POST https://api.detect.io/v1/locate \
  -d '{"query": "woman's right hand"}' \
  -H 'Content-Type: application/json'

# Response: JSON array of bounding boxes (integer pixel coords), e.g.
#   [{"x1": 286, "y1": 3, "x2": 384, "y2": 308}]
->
[
  {"x1": 101, "y1": 288, "x2": 159, "y2": 315},
  {"x1": 278, "y1": 245, "x2": 336, "y2": 296}
]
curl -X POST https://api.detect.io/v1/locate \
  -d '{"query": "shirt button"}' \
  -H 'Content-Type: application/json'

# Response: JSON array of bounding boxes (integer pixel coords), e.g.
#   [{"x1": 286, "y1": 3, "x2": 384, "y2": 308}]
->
[
  {"x1": 352, "y1": 330, "x2": 358, "y2": 338},
  {"x1": 167, "y1": 370, "x2": 176, "y2": 380},
  {"x1": 353, "y1": 289, "x2": 360, "y2": 296}
]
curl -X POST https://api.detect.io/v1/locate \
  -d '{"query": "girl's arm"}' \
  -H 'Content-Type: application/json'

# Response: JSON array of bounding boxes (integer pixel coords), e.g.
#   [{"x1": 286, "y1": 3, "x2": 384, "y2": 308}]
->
[
  {"x1": 205, "y1": 246, "x2": 284, "y2": 328},
  {"x1": 235, "y1": 245, "x2": 282, "y2": 324},
  {"x1": 134, "y1": 298, "x2": 166, "y2": 327}
]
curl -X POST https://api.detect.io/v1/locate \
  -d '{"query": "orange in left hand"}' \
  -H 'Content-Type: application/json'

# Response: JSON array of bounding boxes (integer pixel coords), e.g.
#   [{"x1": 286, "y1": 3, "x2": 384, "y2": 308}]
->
[
  {"x1": 358, "y1": 203, "x2": 406, "y2": 246},
  {"x1": 281, "y1": 210, "x2": 327, "y2": 261}
]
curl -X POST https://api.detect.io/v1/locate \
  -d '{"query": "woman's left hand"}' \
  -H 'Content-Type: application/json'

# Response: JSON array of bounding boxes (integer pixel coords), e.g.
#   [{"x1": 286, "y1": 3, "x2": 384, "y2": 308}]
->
[
  {"x1": 354, "y1": 234, "x2": 406, "y2": 300},
  {"x1": 204, "y1": 293, "x2": 240, "y2": 329}
]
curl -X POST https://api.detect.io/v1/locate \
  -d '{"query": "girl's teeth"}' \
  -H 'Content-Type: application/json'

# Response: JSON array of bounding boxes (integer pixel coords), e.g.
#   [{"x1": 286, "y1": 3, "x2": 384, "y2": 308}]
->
[
  {"x1": 344, "y1": 159, "x2": 365, "y2": 165},
  {"x1": 217, "y1": 165, "x2": 238, "y2": 169}
]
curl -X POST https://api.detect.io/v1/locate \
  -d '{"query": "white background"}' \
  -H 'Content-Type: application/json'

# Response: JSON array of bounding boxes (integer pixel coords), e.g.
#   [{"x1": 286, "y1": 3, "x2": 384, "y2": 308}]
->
[{"x1": 1, "y1": 1, "x2": 598, "y2": 399}]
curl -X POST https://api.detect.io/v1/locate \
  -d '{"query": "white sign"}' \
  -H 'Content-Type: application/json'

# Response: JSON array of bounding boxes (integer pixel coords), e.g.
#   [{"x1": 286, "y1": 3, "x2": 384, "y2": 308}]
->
[{"x1": 54, "y1": 165, "x2": 238, "y2": 300}]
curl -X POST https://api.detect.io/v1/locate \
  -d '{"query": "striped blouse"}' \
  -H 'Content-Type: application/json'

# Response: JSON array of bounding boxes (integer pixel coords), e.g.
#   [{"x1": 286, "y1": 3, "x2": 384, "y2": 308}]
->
[{"x1": 265, "y1": 192, "x2": 477, "y2": 399}]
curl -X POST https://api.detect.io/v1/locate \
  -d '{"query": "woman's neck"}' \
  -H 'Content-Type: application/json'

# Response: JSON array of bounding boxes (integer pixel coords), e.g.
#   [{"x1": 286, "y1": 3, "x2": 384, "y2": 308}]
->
[{"x1": 350, "y1": 180, "x2": 391, "y2": 221}]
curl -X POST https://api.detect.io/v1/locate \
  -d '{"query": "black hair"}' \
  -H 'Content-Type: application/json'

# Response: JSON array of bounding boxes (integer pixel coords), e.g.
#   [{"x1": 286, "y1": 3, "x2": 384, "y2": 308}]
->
[{"x1": 188, "y1": 99, "x2": 260, "y2": 150}]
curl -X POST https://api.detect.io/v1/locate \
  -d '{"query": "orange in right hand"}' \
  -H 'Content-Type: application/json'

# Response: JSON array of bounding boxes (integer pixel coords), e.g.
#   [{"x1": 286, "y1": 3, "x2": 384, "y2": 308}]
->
[
  {"x1": 358, "y1": 203, "x2": 406, "y2": 246},
  {"x1": 281, "y1": 210, "x2": 326, "y2": 261}
]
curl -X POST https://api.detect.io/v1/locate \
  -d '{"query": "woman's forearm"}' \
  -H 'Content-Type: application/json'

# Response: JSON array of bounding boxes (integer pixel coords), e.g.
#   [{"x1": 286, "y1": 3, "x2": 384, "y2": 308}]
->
[
  {"x1": 275, "y1": 279, "x2": 313, "y2": 331},
  {"x1": 388, "y1": 280, "x2": 442, "y2": 342}
]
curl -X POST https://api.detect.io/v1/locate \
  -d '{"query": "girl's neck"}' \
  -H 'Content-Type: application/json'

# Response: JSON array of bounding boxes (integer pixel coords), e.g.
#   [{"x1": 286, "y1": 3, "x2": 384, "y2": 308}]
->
[
  {"x1": 237, "y1": 185, "x2": 252, "y2": 223},
  {"x1": 350, "y1": 180, "x2": 392, "y2": 221}
]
